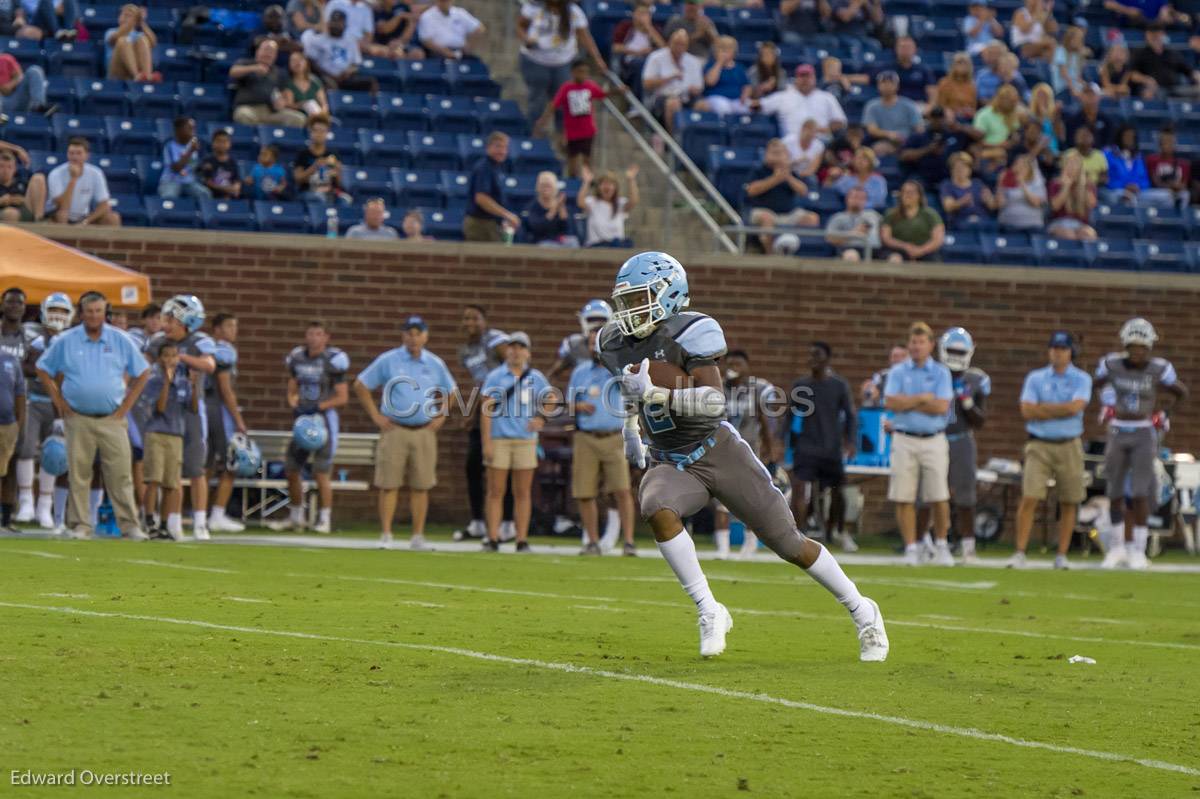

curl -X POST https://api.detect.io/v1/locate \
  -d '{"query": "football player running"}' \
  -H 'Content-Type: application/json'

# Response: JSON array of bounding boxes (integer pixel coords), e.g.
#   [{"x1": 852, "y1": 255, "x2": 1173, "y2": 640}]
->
[
  {"x1": 16, "y1": 293, "x2": 73, "y2": 529},
  {"x1": 1094, "y1": 318, "x2": 1187, "y2": 569},
  {"x1": 597, "y1": 252, "x2": 888, "y2": 660}
]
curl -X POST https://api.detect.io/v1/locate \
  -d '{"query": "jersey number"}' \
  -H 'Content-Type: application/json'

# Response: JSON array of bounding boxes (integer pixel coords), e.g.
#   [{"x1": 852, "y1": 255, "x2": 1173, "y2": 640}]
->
[{"x1": 643, "y1": 400, "x2": 676, "y2": 434}]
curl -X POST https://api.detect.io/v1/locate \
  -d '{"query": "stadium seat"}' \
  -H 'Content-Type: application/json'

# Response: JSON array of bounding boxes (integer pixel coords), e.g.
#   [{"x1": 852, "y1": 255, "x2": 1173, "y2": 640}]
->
[
  {"x1": 307, "y1": 202, "x2": 352, "y2": 235},
  {"x1": 398, "y1": 60, "x2": 451, "y2": 95},
  {"x1": 438, "y1": 170, "x2": 472, "y2": 207},
  {"x1": 449, "y1": 59, "x2": 499, "y2": 97},
  {"x1": 676, "y1": 110, "x2": 726, "y2": 165},
  {"x1": 127, "y1": 81, "x2": 180, "y2": 118},
  {"x1": 982, "y1": 232, "x2": 1037, "y2": 266},
  {"x1": 75, "y1": 79, "x2": 129, "y2": 117},
  {"x1": 257, "y1": 125, "x2": 308, "y2": 163},
  {"x1": 133, "y1": 155, "x2": 164, "y2": 193},
  {"x1": 358, "y1": 129, "x2": 410, "y2": 165},
  {"x1": 407, "y1": 132, "x2": 462, "y2": 171},
  {"x1": 203, "y1": 122, "x2": 260, "y2": 161},
  {"x1": 476, "y1": 98, "x2": 528, "y2": 137},
  {"x1": 201, "y1": 199, "x2": 256, "y2": 231},
  {"x1": 378, "y1": 93, "x2": 429, "y2": 130},
  {"x1": 509, "y1": 137, "x2": 559, "y2": 173},
  {"x1": 1032, "y1": 235, "x2": 1089, "y2": 268},
  {"x1": 329, "y1": 91, "x2": 379, "y2": 128},
  {"x1": 1134, "y1": 239, "x2": 1189, "y2": 271},
  {"x1": 725, "y1": 114, "x2": 777, "y2": 149},
  {"x1": 419, "y1": 206, "x2": 465, "y2": 240},
  {"x1": 1185, "y1": 242, "x2": 1200, "y2": 271},
  {"x1": 1085, "y1": 237, "x2": 1138, "y2": 270},
  {"x1": 345, "y1": 165, "x2": 398, "y2": 203},
  {"x1": 80, "y1": 4, "x2": 121, "y2": 39},
  {"x1": 105, "y1": 117, "x2": 160, "y2": 156},
  {"x1": 52, "y1": 115, "x2": 108, "y2": 152},
  {"x1": 28, "y1": 150, "x2": 63, "y2": 174},
  {"x1": 427, "y1": 95, "x2": 478, "y2": 134},
  {"x1": 394, "y1": 169, "x2": 443, "y2": 207},
  {"x1": 107, "y1": 194, "x2": 147, "y2": 227},
  {"x1": 46, "y1": 76, "x2": 76, "y2": 113},
  {"x1": 1093, "y1": 204, "x2": 1142, "y2": 238},
  {"x1": 940, "y1": 230, "x2": 983, "y2": 263},
  {"x1": 795, "y1": 190, "x2": 844, "y2": 216},
  {"x1": 3, "y1": 115, "x2": 54, "y2": 153},
  {"x1": 1138, "y1": 205, "x2": 1189, "y2": 238},
  {"x1": 322, "y1": 128, "x2": 362, "y2": 166},
  {"x1": 456, "y1": 133, "x2": 487, "y2": 167},
  {"x1": 145, "y1": 197, "x2": 201, "y2": 229},
  {"x1": 93, "y1": 154, "x2": 139, "y2": 195},
  {"x1": 152, "y1": 46, "x2": 202, "y2": 84},
  {"x1": 193, "y1": 46, "x2": 237, "y2": 85},
  {"x1": 502, "y1": 173, "x2": 538, "y2": 207},
  {"x1": 254, "y1": 200, "x2": 311, "y2": 234},
  {"x1": 178, "y1": 83, "x2": 230, "y2": 122}
]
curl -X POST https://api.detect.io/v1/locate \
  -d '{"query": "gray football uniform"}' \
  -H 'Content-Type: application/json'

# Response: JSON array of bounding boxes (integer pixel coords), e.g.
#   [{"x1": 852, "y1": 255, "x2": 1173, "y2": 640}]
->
[
  {"x1": 725, "y1": 376, "x2": 782, "y2": 461},
  {"x1": 204, "y1": 339, "x2": 239, "y2": 472},
  {"x1": 285, "y1": 345, "x2": 350, "y2": 473},
  {"x1": 598, "y1": 312, "x2": 808, "y2": 563},
  {"x1": 946, "y1": 368, "x2": 990, "y2": 507},
  {"x1": 20, "y1": 331, "x2": 58, "y2": 461},
  {"x1": 459, "y1": 328, "x2": 508, "y2": 386},
  {"x1": 557, "y1": 332, "x2": 591, "y2": 372},
  {"x1": 1096, "y1": 353, "x2": 1178, "y2": 500},
  {"x1": 145, "y1": 331, "x2": 218, "y2": 478}
]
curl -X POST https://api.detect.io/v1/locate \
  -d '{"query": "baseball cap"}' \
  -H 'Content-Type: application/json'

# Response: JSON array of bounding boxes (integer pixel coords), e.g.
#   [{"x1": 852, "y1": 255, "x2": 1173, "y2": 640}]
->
[
  {"x1": 508, "y1": 331, "x2": 531, "y2": 349},
  {"x1": 794, "y1": 64, "x2": 815, "y2": 77},
  {"x1": 1048, "y1": 330, "x2": 1075, "y2": 349},
  {"x1": 404, "y1": 314, "x2": 427, "y2": 331}
]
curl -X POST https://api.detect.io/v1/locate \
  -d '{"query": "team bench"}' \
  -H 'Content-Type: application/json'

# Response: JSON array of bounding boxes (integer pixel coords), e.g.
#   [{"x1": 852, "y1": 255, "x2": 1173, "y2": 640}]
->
[{"x1": 231, "y1": 430, "x2": 377, "y2": 525}]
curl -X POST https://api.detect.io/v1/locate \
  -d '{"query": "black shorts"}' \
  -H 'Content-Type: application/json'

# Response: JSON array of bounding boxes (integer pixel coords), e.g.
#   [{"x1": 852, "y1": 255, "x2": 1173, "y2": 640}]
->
[
  {"x1": 792, "y1": 455, "x2": 845, "y2": 488},
  {"x1": 566, "y1": 137, "x2": 593, "y2": 158}
]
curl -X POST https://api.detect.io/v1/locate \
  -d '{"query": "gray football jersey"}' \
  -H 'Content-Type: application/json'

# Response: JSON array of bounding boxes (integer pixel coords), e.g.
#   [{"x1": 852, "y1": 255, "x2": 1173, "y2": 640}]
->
[
  {"x1": 0, "y1": 322, "x2": 28, "y2": 361},
  {"x1": 597, "y1": 311, "x2": 727, "y2": 452},
  {"x1": 1096, "y1": 353, "x2": 1177, "y2": 419},
  {"x1": 205, "y1": 339, "x2": 238, "y2": 400},
  {"x1": 459, "y1": 328, "x2": 508, "y2": 386},
  {"x1": 726, "y1": 376, "x2": 781, "y2": 457},
  {"x1": 557, "y1": 332, "x2": 591, "y2": 370},
  {"x1": 145, "y1": 330, "x2": 217, "y2": 382},
  {"x1": 286, "y1": 345, "x2": 350, "y2": 405},
  {"x1": 945, "y1": 367, "x2": 991, "y2": 436}
]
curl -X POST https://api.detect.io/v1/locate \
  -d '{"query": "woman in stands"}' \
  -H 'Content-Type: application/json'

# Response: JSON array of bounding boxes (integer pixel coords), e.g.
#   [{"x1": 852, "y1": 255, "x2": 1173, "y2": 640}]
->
[
  {"x1": 282, "y1": 50, "x2": 330, "y2": 120},
  {"x1": 1027, "y1": 83, "x2": 1064, "y2": 155},
  {"x1": 106, "y1": 4, "x2": 158, "y2": 82},
  {"x1": 1051, "y1": 25, "x2": 1089, "y2": 98},
  {"x1": 996, "y1": 154, "x2": 1047, "y2": 231},
  {"x1": 747, "y1": 42, "x2": 786, "y2": 100},
  {"x1": 577, "y1": 164, "x2": 639, "y2": 248},
  {"x1": 881, "y1": 181, "x2": 945, "y2": 263},
  {"x1": 939, "y1": 152, "x2": 997, "y2": 229},
  {"x1": 830, "y1": 147, "x2": 888, "y2": 210},
  {"x1": 524, "y1": 171, "x2": 580, "y2": 248},
  {"x1": 934, "y1": 53, "x2": 978, "y2": 122},
  {"x1": 973, "y1": 84, "x2": 1024, "y2": 174},
  {"x1": 1009, "y1": 0, "x2": 1057, "y2": 62},
  {"x1": 1099, "y1": 43, "x2": 1156, "y2": 100},
  {"x1": 1046, "y1": 151, "x2": 1099, "y2": 240}
]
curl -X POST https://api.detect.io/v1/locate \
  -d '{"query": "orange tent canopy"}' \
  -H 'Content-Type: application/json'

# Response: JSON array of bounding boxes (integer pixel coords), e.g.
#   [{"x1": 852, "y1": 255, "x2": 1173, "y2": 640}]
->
[{"x1": 0, "y1": 225, "x2": 151, "y2": 308}]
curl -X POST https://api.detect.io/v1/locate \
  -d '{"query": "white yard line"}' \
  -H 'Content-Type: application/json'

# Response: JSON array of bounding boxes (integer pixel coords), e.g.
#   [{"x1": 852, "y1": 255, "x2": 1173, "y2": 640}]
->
[
  {"x1": 398, "y1": 600, "x2": 445, "y2": 609},
  {"x1": 570, "y1": 604, "x2": 624, "y2": 613},
  {"x1": 123, "y1": 559, "x2": 236, "y2": 574},
  {"x1": 223, "y1": 596, "x2": 271, "y2": 604},
  {"x1": 40, "y1": 592, "x2": 89, "y2": 599},
  {"x1": 0, "y1": 600, "x2": 1195, "y2": 779},
  {"x1": 2, "y1": 549, "x2": 66, "y2": 559}
]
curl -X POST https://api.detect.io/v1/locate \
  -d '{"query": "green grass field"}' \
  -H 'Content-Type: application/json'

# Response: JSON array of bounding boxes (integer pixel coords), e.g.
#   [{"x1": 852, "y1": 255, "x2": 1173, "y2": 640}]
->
[{"x1": 3, "y1": 535, "x2": 1199, "y2": 798}]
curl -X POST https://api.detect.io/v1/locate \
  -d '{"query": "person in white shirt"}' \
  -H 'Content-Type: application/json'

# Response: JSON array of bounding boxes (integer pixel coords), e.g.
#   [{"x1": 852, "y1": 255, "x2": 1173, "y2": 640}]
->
[
  {"x1": 756, "y1": 63, "x2": 848, "y2": 140},
  {"x1": 46, "y1": 137, "x2": 120, "y2": 226},
  {"x1": 641, "y1": 28, "x2": 704, "y2": 133},
  {"x1": 517, "y1": 0, "x2": 604, "y2": 131},
  {"x1": 785, "y1": 118, "x2": 825, "y2": 182},
  {"x1": 418, "y1": 0, "x2": 485, "y2": 60},
  {"x1": 301, "y1": 10, "x2": 376, "y2": 93},
  {"x1": 576, "y1": 164, "x2": 639, "y2": 247}
]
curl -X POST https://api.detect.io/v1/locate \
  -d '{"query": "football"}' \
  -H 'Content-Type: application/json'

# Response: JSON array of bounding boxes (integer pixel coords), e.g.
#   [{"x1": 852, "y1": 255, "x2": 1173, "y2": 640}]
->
[{"x1": 630, "y1": 359, "x2": 693, "y2": 390}]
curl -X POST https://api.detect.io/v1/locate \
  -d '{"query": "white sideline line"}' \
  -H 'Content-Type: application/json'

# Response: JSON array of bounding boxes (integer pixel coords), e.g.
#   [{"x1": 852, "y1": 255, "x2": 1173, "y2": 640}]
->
[
  {"x1": 1077, "y1": 617, "x2": 1133, "y2": 626},
  {"x1": 289, "y1": 571, "x2": 1200, "y2": 653},
  {"x1": 223, "y1": 596, "x2": 271, "y2": 604},
  {"x1": 4, "y1": 549, "x2": 66, "y2": 559},
  {"x1": 0, "y1": 600, "x2": 1195, "y2": 779},
  {"x1": 571, "y1": 604, "x2": 624, "y2": 613},
  {"x1": 41, "y1": 592, "x2": 90, "y2": 599},
  {"x1": 123, "y1": 559, "x2": 236, "y2": 574},
  {"x1": 398, "y1": 600, "x2": 445, "y2": 609}
]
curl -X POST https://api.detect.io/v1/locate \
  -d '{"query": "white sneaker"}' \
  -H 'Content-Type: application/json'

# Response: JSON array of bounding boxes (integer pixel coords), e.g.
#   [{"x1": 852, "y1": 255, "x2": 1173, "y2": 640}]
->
[
  {"x1": 902, "y1": 546, "x2": 920, "y2": 566},
  {"x1": 14, "y1": 499, "x2": 34, "y2": 523},
  {"x1": 209, "y1": 516, "x2": 245, "y2": 533},
  {"x1": 1053, "y1": 554, "x2": 1070, "y2": 570},
  {"x1": 313, "y1": 519, "x2": 331, "y2": 535},
  {"x1": 167, "y1": 526, "x2": 185, "y2": 542},
  {"x1": 124, "y1": 528, "x2": 149, "y2": 542},
  {"x1": 919, "y1": 534, "x2": 937, "y2": 562},
  {"x1": 1100, "y1": 547, "x2": 1128, "y2": 570},
  {"x1": 1127, "y1": 548, "x2": 1149, "y2": 570},
  {"x1": 932, "y1": 545, "x2": 955, "y2": 567},
  {"x1": 378, "y1": 531, "x2": 393, "y2": 549},
  {"x1": 409, "y1": 534, "x2": 431, "y2": 551},
  {"x1": 193, "y1": 525, "x2": 210, "y2": 542},
  {"x1": 698, "y1": 603, "x2": 732, "y2": 658},
  {"x1": 857, "y1": 597, "x2": 889, "y2": 662},
  {"x1": 839, "y1": 533, "x2": 860, "y2": 553},
  {"x1": 267, "y1": 518, "x2": 304, "y2": 532},
  {"x1": 36, "y1": 509, "x2": 55, "y2": 530},
  {"x1": 498, "y1": 520, "x2": 516, "y2": 542},
  {"x1": 1005, "y1": 551, "x2": 1027, "y2": 569}
]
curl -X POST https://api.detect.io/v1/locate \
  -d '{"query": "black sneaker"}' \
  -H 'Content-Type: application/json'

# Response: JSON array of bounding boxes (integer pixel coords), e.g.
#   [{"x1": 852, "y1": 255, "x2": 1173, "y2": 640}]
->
[
  {"x1": 580, "y1": 541, "x2": 601, "y2": 556},
  {"x1": 623, "y1": 541, "x2": 638, "y2": 557},
  {"x1": 515, "y1": 540, "x2": 532, "y2": 553},
  {"x1": 481, "y1": 538, "x2": 499, "y2": 552}
]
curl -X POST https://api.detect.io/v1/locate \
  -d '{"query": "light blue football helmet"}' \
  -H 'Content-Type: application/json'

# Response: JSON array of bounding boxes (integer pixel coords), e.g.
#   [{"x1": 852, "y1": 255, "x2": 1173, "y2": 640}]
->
[
  {"x1": 292, "y1": 414, "x2": 328, "y2": 452},
  {"x1": 938, "y1": 326, "x2": 975, "y2": 371},
  {"x1": 611, "y1": 252, "x2": 690, "y2": 338},
  {"x1": 164, "y1": 294, "x2": 206, "y2": 333},
  {"x1": 578, "y1": 299, "x2": 613, "y2": 335},
  {"x1": 40, "y1": 292, "x2": 75, "y2": 333},
  {"x1": 226, "y1": 433, "x2": 263, "y2": 478},
  {"x1": 41, "y1": 435, "x2": 68, "y2": 477}
]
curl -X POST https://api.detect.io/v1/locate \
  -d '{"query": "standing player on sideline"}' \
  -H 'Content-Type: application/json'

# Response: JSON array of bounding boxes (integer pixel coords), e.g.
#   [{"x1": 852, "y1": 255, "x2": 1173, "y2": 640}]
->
[
  {"x1": 16, "y1": 293, "x2": 73, "y2": 529},
  {"x1": 937, "y1": 327, "x2": 990, "y2": 564},
  {"x1": 1094, "y1": 318, "x2": 1187, "y2": 569},
  {"x1": 269, "y1": 321, "x2": 350, "y2": 534},
  {"x1": 549, "y1": 300, "x2": 614, "y2": 381},
  {"x1": 145, "y1": 296, "x2": 217, "y2": 539},
  {"x1": 0, "y1": 287, "x2": 30, "y2": 533},
  {"x1": 205, "y1": 313, "x2": 249, "y2": 532},
  {"x1": 126, "y1": 303, "x2": 162, "y2": 351},
  {"x1": 597, "y1": 252, "x2": 888, "y2": 660},
  {"x1": 126, "y1": 302, "x2": 162, "y2": 510},
  {"x1": 456, "y1": 305, "x2": 511, "y2": 541}
]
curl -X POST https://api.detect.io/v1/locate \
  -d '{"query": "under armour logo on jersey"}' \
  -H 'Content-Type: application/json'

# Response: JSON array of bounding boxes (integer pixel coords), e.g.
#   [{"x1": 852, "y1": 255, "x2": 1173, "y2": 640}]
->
[{"x1": 654, "y1": 349, "x2": 665, "y2": 359}]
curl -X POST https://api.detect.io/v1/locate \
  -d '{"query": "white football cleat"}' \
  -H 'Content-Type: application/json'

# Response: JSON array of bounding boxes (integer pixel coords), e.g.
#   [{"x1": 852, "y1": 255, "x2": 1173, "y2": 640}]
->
[
  {"x1": 192, "y1": 525, "x2": 210, "y2": 542},
  {"x1": 1100, "y1": 548, "x2": 1128, "y2": 570},
  {"x1": 839, "y1": 533, "x2": 860, "y2": 553},
  {"x1": 36, "y1": 509, "x2": 55, "y2": 530},
  {"x1": 14, "y1": 499, "x2": 34, "y2": 523},
  {"x1": 1005, "y1": 551, "x2": 1027, "y2": 569},
  {"x1": 313, "y1": 519, "x2": 332, "y2": 535},
  {"x1": 857, "y1": 598, "x2": 889, "y2": 662},
  {"x1": 1126, "y1": 548, "x2": 1149, "y2": 570},
  {"x1": 378, "y1": 531, "x2": 393, "y2": 550},
  {"x1": 209, "y1": 516, "x2": 245, "y2": 533},
  {"x1": 1053, "y1": 554, "x2": 1070, "y2": 570},
  {"x1": 267, "y1": 518, "x2": 303, "y2": 532},
  {"x1": 902, "y1": 547, "x2": 920, "y2": 566},
  {"x1": 167, "y1": 526, "x2": 185, "y2": 542},
  {"x1": 698, "y1": 603, "x2": 732, "y2": 658},
  {"x1": 932, "y1": 545, "x2": 955, "y2": 567}
]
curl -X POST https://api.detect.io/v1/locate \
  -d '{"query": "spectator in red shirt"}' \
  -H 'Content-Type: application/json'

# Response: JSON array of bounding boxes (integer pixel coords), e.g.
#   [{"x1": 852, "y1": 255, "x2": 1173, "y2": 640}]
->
[
  {"x1": 536, "y1": 59, "x2": 607, "y2": 177},
  {"x1": 1145, "y1": 126, "x2": 1193, "y2": 207},
  {"x1": 0, "y1": 53, "x2": 53, "y2": 116}
]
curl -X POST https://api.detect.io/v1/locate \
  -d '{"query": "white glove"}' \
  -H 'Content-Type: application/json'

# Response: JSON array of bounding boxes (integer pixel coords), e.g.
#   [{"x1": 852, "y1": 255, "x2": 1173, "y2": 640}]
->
[
  {"x1": 621, "y1": 357, "x2": 669, "y2": 405},
  {"x1": 623, "y1": 424, "x2": 647, "y2": 469}
]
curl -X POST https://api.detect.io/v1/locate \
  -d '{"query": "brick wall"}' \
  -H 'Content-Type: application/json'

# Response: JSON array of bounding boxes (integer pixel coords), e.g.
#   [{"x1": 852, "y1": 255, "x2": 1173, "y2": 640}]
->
[{"x1": 36, "y1": 225, "x2": 1200, "y2": 530}]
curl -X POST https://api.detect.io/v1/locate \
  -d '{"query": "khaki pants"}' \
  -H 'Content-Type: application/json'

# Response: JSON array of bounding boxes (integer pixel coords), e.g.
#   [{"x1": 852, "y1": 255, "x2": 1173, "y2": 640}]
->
[
  {"x1": 887, "y1": 432, "x2": 950, "y2": 504},
  {"x1": 0, "y1": 421, "x2": 17, "y2": 476},
  {"x1": 572, "y1": 431, "x2": 630, "y2": 498},
  {"x1": 232, "y1": 104, "x2": 307, "y2": 128},
  {"x1": 64, "y1": 414, "x2": 142, "y2": 536},
  {"x1": 463, "y1": 214, "x2": 502, "y2": 242},
  {"x1": 374, "y1": 425, "x2": 438, "y2": 490}
]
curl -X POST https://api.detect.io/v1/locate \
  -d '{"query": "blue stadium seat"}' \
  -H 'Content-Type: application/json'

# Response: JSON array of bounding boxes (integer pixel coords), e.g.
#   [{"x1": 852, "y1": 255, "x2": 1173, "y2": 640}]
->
[
  {"x1": 255, "y1": 200, "x2": 311, "y2": 234},
  {"x1": 307, "y1": 202, "x2": 351, "y2": 235},
  {"x1": 105, "y1": 117, "x2": 159, "y2": 156},
  {"x1": 1093, "y1": 204, "x2": 1142, "y2": 238},
  {"x1": 378, "y1": 94, "x2": 428, "y2": 130},
  {"x1": 1085, "y1": 237, "x2": 1138, "y2": 270},
  {"x1": 329, "y1": 91, "x2": 379, "y2": 128},
  {"x1": 0, "y1": 38, "x2": 43, "y2": 68},
  {"x1": 509, "y1": 137, "x2": 558, "y2": 173},
  {"x1": 449, "y1": 59, "x2": 499, "y2": 97},
  {"x1": 982, "y1": 232, "x2": 1036, "y2": 265},
  {"x1": 1138, "y1": 205, "x2": 1189, "y2": 238},
  {"x1": 724, "y1": 114, "x2": 776, "y2": 149},
  {"x1": 52, "y1": 115, "x2": 108, "y2": 152},
  {"x1": 145, "y1": 197, "x2": 201, "y2": 229},
  {"x1": 1032, "y1": 235, "x2": 1089, "y2": 268},
  {"x1": 322, "y1": 128, "x2": 362, "y2": 165},
  {"x1": 92, "y1": 154, "x2": 138, "y2": 195},
  {"x1": 456, "y1": 133, "x2": 487, "y2": 166},
  {"x1": 1134, "y1": 239, "x2": 1189, "y2": 272},
  {"x1": 75, "y1": 78, "x2": 129, "y2": 117},
  {"x1": 407, "y1": 132, "x2": 462, "y2": 171},
  {"x1": 428, "y1": 95, "x2": 478, "y2": 134},
  {"x1": 257, "y1": 125, "x2": 308, "y2": 163},
  {"x1": 399, "y1": 60, "x2": 451, "y2": 95},
  {"x1": 345, "y1": 165, "x2": 398, "y2": 202},
  {"x1": 438, "y1": 170, "x2": 471, "y2": 207},
  {"x1": 419, "y1": 206, "x2": 465, "y2": 240},
  {"x1": 1187, "y1": 206, "x2": 1200, "y2": 240},
  {"x1": 47, "y1": 42, "x2": 99, "y2": 79},
  {"x1": 395, "y1": 169, "x2": 444, "y2": 207},
  {"x1": 178, "y1": 83, "x2": 229, "y2": 122},
  {"x1": 153, "y1": 46, "x2": 201, "y2": 84},
  {"x1": 726, "y1": 6, "x2": 779, "y2": 41},
  {"x1": 708, "y1": 145, "x2": 759, "y2": 204},
  {"x1": 357, "y1": 59, "x2": 405, "y2": 94},
  {"x1": 80, "y1": 4, "x2": 121, "y2": 39},
  {"x1": 3, "y1": 115, "x2": 54, "y2": 153},
  {"x1": 108, "y1": 193, "x2": 147, "y2": 226},
  {"x1": 133, "y1": 155, "x2": 163, "y2": 193},
  {"x1": 1124, "y1": 97, "x2": 1172, "y2": 126},
  {"x1": 1186, "y1": 242, "x2": 1200, "y2": 271},
  {"x1": 476, "y1": 98, "x2": 528, "y2": 137},
  {"x1": 126, "y1": 81, "x2": 180, "y2": 119},
  {"x1": 192, "y1": 46, "x2": 237, "y2": 85},
  {"x1": 1169, "y1": 99, "x2": 1200, "y2": 125},
  {"x1": 676, "y1": 110, "x2": 725, "y2": 165},
  {"x1": 940, "y1": 230, "x2": 983, "y2": 263},
  {"x1": 46, "y1": 76, "x2": 76, "y2": 113},
  {"x1": 201, "y1": 198, "x2": 256, "y2": 231},
  {"x1": 502, "y1": 173, "x2": 538, "y2": 207},
  {"x1": 795, "y1": 190, "x2": 843, "y2": 216},
  {"x1": 358, "y1": 129, "x2": 410, "y2": 164},
  {"x1": 203, "y1": 122, "x2": 259, "y2": 161}
]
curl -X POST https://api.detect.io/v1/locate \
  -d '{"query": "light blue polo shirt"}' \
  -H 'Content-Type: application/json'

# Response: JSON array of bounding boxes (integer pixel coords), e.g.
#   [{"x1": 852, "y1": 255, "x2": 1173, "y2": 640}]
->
[
  {"x1": 482, "y1": 364, "x2": 552, "y2": 440},
  {"x1": 357, "y1": 346, "x2": 458, "y2": 426},
  {"x1": 1020, "y1": 363, "x2": 1092, "y2": 439},
  {"x1": 37, "y1": 324, "x2": 148, "y2": 416},
  {"x1": 883, "y1": 356, "x2": 954, "y2": 435},
  {"x1": 568, "y1": 359, "x2": 623, "y2": 433}
]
